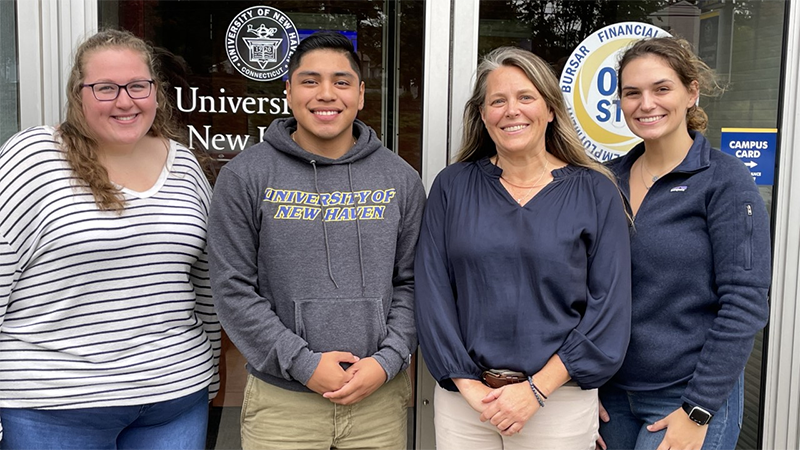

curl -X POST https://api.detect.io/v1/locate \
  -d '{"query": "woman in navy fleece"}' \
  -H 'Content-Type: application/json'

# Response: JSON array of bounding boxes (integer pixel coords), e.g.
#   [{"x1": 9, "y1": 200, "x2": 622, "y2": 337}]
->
[
  {"x1": 599, "y1": 37, "x2": 771, "y2": 450},
  {"x1": 415, "y1": 47, "x2": 631, "y2": 450}
]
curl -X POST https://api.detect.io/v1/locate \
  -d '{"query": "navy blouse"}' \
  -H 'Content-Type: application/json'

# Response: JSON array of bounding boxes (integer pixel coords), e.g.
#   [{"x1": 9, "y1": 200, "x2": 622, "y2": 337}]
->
[{"x1": 414, "y1": 157, "x2": 631, "y2": 391}]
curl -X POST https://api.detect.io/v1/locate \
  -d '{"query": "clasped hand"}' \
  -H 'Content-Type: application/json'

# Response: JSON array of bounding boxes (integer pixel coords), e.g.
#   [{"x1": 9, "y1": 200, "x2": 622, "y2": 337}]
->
[
  {"x1": 459, "y1": 380, "x2": 540, "y2": 436},
  {"x1": 481, "y1": 383, "x2": 541, "y2": 435},
  {"x1": 305, "y1": 351, "x2": 387, "y2": 405}
]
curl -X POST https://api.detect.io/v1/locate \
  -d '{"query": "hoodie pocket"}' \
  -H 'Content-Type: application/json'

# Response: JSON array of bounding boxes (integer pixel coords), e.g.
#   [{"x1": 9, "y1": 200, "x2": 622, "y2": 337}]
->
[{"x1": 294, "y1": 297, "x2": 387, "y2": 358}]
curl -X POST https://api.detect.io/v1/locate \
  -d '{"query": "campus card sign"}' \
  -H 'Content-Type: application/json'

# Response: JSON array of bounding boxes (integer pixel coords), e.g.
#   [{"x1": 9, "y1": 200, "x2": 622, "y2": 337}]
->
[
  {"x1": 720, "y1": 128, "x2": 777, "y2": 186},
  {"x1": 560, "y1": 22, "x2": 671, "y2": 162}
]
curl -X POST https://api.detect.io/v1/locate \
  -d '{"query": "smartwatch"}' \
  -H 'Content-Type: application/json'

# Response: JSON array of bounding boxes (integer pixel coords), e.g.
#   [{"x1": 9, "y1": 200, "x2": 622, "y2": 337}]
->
[{"x1": 681, "y1": 402, "x2": 713, "y2": 426}]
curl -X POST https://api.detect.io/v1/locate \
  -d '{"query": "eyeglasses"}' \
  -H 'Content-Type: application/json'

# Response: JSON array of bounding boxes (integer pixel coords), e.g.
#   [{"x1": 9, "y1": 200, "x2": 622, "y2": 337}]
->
[{"x1": 81, "y1": 79, "x2": 154, "y2": 101}]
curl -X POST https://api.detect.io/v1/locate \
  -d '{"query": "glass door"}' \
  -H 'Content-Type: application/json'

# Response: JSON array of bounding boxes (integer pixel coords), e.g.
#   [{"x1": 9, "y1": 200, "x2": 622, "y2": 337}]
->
[
  {"x1": 99, "y1": 0, "x2": 424, "y2": 172},
  {"x1": 0, "y1": 0, "x2": 19, "y2": 144}
]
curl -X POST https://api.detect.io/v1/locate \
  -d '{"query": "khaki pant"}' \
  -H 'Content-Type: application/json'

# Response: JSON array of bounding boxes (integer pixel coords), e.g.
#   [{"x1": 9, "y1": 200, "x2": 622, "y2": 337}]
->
[
  {"x1": 434, "y1": 383, "x2": 599, "y2": 450},
  {"x1": 240, "y1": 372, "x2": 411, "y2": 450}
]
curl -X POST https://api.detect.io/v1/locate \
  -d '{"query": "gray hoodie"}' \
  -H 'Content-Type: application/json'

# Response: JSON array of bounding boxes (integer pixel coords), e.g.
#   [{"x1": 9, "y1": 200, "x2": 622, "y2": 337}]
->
[{"x1": 208, "y1": 118, "x2": 426, "y2": 392}]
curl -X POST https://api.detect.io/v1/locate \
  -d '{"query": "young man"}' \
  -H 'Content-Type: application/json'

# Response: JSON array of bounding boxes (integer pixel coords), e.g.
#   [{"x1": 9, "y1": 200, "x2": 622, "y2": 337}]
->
[{"x1": 208, "y1": 31, "x2": 425, "y2": 449}]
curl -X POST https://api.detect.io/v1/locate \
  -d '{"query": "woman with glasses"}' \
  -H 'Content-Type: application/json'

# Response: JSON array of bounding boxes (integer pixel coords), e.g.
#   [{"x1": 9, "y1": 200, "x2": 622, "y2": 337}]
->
[{"x1": 0, "y1": 29, "x2": 219, "y2": 449}]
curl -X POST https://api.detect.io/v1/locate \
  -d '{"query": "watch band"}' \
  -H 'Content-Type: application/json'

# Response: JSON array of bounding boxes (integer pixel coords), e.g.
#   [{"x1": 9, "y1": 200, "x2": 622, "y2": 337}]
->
[{"x1": 681, "y1": 402, "x2": 713, "y2": 426}]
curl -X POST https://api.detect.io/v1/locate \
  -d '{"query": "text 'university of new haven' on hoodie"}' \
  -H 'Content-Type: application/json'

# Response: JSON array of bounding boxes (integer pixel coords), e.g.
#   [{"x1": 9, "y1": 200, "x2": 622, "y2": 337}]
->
[{"x1": 208, "y1": 118, "x2": 426, "y2": 392}]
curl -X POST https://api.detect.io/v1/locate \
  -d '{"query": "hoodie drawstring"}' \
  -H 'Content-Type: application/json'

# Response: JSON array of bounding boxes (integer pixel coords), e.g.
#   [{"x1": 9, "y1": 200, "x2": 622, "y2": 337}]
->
[
  {"x1": 348, "y1": 163, "x2": 367, "y2": 290},
  {"x1": 310, "y1": 160, "x2": 339, "y2": 289}
]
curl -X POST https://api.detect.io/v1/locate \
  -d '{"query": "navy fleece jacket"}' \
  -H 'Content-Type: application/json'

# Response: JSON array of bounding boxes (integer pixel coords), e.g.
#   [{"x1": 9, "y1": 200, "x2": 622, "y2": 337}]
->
[
  {"x1": 208, "y1": 118, "x2": 426, "y2": 392},
  {"x1": 607, "y1": 131, "x2": 770, "y2": 414}
]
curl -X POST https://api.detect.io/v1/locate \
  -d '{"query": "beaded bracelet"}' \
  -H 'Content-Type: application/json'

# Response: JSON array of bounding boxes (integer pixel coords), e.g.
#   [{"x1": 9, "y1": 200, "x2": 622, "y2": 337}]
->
[
  {"x1": 527, "y1": 376, "x2": 546, "y2": 408},
  {"x1": 529, "y1": 377, "x2": 548, "y2": 400}
]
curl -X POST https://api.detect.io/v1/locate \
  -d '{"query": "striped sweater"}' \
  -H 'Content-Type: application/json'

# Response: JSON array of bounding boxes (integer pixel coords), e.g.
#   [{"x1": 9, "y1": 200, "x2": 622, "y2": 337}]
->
[{"x1": 0, "y1": 126, "x2": 220, "y2": 438}]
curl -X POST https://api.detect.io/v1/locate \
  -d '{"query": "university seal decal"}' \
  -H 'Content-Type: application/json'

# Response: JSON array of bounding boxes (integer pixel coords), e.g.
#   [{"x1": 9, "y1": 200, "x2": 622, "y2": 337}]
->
[
  {"x1": 226, "y1": 6, "x2": 300, "y2": 82},
  {"x1": 560, "y1": 22, "x2": 671, "y2": 161}
]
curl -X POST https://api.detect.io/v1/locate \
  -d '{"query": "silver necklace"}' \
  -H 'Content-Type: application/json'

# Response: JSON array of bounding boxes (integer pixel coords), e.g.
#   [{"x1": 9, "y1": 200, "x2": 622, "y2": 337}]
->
[
  {"x1": 641, "y1": 157, "x2": 659, "y2": 183},
  {"x1": 640, "y1": 155, "x2": 682, "y2": 190},
  {"x1": 639, "y1": 160, "x2": 654, "y2": 190}
]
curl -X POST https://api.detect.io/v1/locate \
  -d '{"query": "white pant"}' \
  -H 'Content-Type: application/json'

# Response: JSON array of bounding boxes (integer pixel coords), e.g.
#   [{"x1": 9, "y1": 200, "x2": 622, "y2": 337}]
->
[{"x1": 434, "y1": 383, "x2": 598, "y2": 450}]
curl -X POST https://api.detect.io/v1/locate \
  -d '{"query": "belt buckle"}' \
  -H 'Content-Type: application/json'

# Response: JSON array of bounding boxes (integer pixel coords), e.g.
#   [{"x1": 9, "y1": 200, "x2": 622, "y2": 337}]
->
[{"x1": 482, "y1": 369, "x2": 526, "y2": 388}]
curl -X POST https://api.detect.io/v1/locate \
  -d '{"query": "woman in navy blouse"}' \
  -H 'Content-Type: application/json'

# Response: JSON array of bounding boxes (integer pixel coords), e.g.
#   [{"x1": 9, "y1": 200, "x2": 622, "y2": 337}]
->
[
  {"x1": 598, "y1": 37, "x2": 770, "y2": 450},
  {"x1": 414, "y1": 47, "x2": 632, "y2": 450}
]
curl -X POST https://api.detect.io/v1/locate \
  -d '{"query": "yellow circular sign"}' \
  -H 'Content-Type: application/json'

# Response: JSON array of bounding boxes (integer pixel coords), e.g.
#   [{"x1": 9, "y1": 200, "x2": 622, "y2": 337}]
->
[{"x1": 560, "y1": 22, "x2": 671, "y2": 161}]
